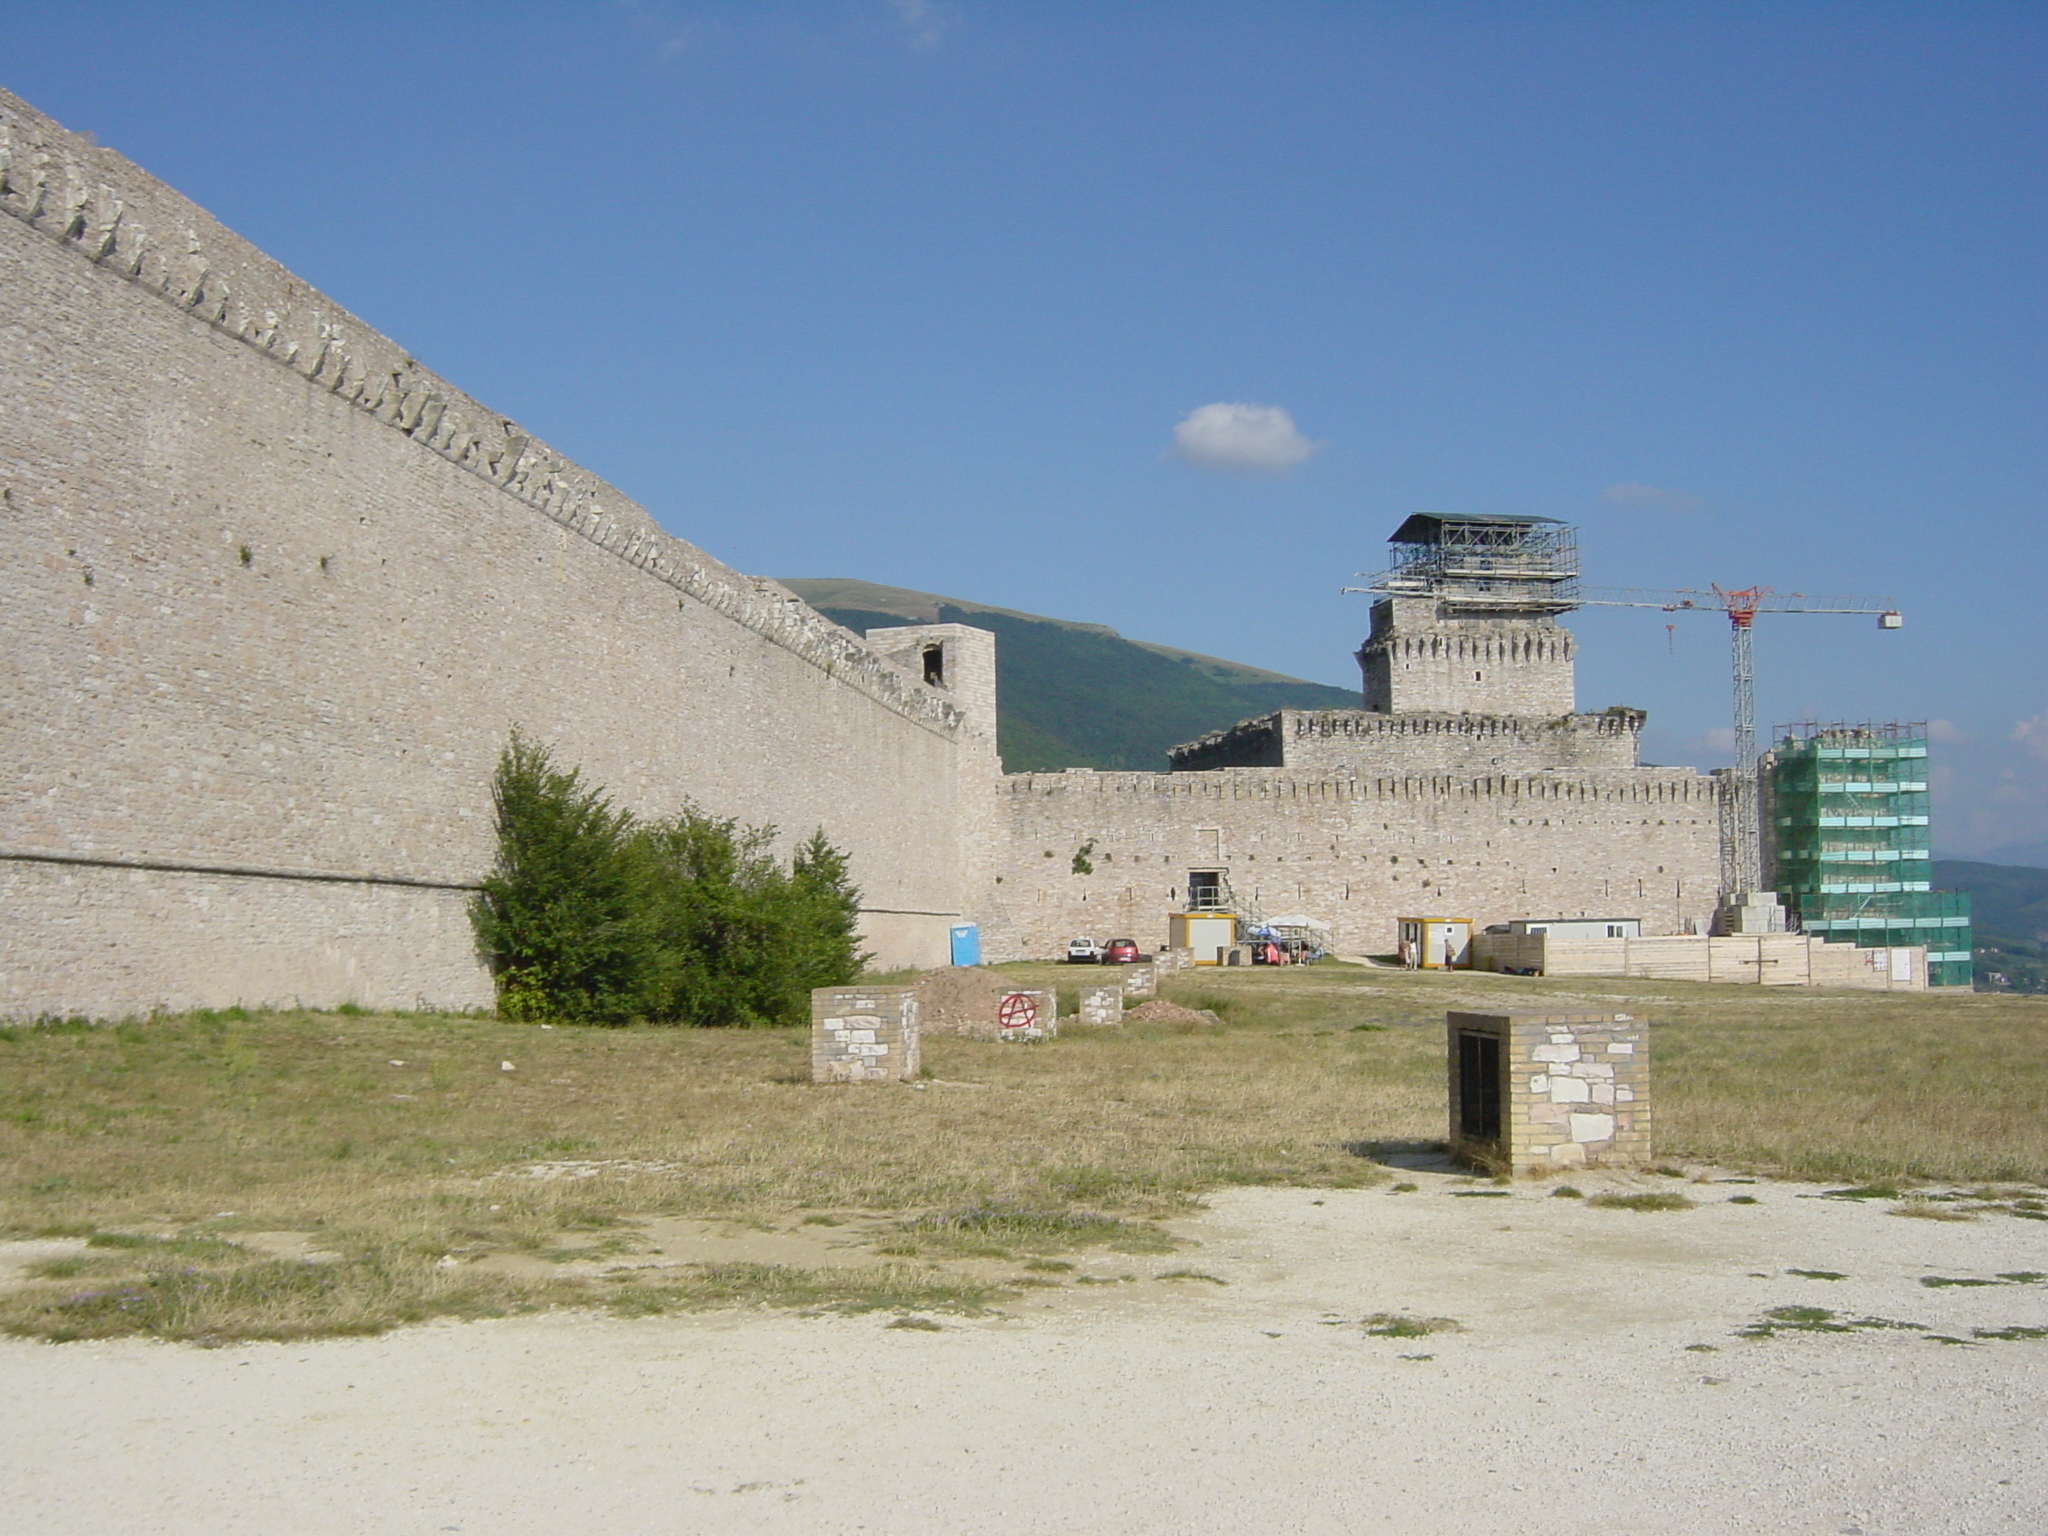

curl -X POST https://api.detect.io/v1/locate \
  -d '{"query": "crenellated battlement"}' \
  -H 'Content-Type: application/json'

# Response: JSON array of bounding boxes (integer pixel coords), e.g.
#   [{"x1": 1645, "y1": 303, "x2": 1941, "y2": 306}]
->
[
  {"x1": 1168, "y1": 708, "x2": 1643, "y2": 774},
  {"x1": 1004, "y1": 765, "x2": 1717, "y2": 807},
  {"x1": 0, "y1": 90, "x2": 959, "y2": 739}
]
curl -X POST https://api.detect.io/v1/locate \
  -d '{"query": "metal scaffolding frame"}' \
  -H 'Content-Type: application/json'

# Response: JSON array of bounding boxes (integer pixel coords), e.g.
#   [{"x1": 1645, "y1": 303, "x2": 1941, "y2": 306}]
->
[{"x1": 1764, "y1": 721, "x2": 1974, "y2": 988}]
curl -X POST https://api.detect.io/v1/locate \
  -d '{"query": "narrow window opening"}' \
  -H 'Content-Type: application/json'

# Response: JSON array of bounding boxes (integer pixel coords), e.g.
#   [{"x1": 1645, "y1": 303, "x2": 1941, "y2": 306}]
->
[{"x1": 921, "y1": 644, "x2": 945, "y2": 687}]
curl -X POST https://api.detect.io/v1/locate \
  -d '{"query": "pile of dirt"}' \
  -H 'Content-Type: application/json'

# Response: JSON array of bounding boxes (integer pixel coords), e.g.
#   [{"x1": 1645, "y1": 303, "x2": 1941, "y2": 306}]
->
[
  {"x1": 911, "y1": 967, "x2": 1014, "y2": 1038},
  {"x1": 1121, "y1": 999, "x2": 1223, "y2": 1027}
]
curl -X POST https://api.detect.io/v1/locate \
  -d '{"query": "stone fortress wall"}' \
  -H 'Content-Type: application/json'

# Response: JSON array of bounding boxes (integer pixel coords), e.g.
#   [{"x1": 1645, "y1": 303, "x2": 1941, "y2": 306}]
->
[
  {"x1": 985, "y1": 523, "x2": 1722, "y2": 958},
  {"x1": 0, "y1": 88, "x2": 985, "y2": 1017},
  {"x1": 988, "y1": 766, "x2": 1720, "y2": 958},
  {"x1": 1168, "y1": 709, "x2": 1643, "y2": 775}
]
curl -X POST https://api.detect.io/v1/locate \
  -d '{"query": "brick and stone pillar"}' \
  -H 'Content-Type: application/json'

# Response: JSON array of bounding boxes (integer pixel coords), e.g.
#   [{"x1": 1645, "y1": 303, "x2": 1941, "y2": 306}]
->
[
  {"x1": 1078, "y1": 982, "x2": 1124, "y2": 1027},
  {"x1": 996, "y1": 988, "x2": 1057, "y2": 1041},
  {"x1": 1120, "y1": 963, "x2": 1157, "y2": 999},
  {"x1": 1446, "y1": 1010, "x2": 1649, "y2": 1173},
  {"x1": 812, "y1": 986, "x2": 920, "y2": 1083}
]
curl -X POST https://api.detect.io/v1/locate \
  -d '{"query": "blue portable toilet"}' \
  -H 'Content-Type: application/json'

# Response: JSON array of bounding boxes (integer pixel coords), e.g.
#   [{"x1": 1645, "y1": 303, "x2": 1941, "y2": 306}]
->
[{"x1": 949, "y1": 923, "x2": 981, "y2": 967}]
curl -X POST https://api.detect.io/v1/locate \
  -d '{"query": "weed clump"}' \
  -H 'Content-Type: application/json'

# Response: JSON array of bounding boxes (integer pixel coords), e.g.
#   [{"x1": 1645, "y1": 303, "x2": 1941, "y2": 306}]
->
[
  {"x1": 1587, "y1": 1192, "x2": 1696, "y2": 1213},
  {"x1": 1358, "y1": 1312, "x2": 1463, "y2": 1338},
  {"x1": 1891, "y1": 1199, "x2": 1976, "y2": 1222},
  {"x1": 884, "y1": 1206, "x2": 1175, "y2": 1259}
]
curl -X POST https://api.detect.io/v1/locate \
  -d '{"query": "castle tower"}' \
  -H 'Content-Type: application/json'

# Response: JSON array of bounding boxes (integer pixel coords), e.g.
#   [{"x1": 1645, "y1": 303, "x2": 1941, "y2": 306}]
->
[
  {"x1": 1355, "y1": 513, "x2": 1580, "y2": 715},
  {"x1": 863, "y1": 623, "x2": 999, "y2": 751}
]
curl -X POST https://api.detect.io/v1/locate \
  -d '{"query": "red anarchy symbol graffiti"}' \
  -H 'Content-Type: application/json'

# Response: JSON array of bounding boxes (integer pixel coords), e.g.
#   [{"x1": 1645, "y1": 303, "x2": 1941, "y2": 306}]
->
[{"x1": 998, "y1": 993, "x2": 1039, "y2": 1032}]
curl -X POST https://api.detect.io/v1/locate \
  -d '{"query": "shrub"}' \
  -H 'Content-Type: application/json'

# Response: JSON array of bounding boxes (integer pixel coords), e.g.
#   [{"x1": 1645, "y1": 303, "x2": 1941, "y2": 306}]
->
[
  {"x1": 470, "y1": 733, "x2": 867, "y2": 1026},
  {"x1": 470, "y1": 732, "x2": 654, "y2": 1023}
]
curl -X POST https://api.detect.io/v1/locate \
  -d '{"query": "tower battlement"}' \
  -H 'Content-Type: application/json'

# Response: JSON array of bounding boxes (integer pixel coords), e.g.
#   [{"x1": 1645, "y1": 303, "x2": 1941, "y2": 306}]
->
[
  {"x1": 1353, "y1": 514, "x2": 1581, "y2": 715},
  {"x1": 1168, "y1": 708, "x2": 1642, "y2": 775}
]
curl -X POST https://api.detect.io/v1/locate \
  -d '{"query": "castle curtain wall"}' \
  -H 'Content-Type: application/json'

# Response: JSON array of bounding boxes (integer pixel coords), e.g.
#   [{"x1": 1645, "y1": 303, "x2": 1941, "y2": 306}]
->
[
  {"x1": 988, "y1": 768, "x2": 1721, "y2": 958},
  {"x1": 0, "y1": 90, "x2": 975, "y2": 1016}
]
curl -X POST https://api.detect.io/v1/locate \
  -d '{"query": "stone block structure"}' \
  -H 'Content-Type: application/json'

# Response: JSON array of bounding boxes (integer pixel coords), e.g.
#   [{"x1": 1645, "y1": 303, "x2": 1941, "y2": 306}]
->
[
  {"x1": 0, "y1": 87, "x2": 998, "y2": 1017},
  {"x1": 1119, "y1": 962, "x2": 1157, "y2": 999},
  {"x1": 811, "y1": 986, "x2": 920, "y2": 1084},
  {"x1": 988, "y1": 765, "x2": 1718, "y2": 959},
  {"x1": 1446, "y1": 1010, "x2": 1650, "y2": 1174},
  {"x1": 1168, "y1": 709, "x2": 1642, "y2": 776},
  {"x1": 996, "y1": 989, "x2": 1057, "y2": 1041},
  {"x1": 1077, "y1": 983, "x2": 1124, "y2": 1027}
]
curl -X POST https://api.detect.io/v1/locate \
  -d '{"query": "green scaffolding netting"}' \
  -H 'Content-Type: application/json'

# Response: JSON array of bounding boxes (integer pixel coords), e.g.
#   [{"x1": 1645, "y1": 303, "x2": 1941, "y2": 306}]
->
[{"x1": 1765, "y1": 727, "x2": 1972, "y2": 988}]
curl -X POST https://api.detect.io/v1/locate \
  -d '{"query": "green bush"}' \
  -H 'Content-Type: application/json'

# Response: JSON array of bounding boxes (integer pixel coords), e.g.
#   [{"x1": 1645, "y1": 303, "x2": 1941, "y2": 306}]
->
[
  {"x1": 470, "y1": 733, "x2": 867, "y2": 1026},
  {"x1": 470, "y1": 732, "x2": 653, "y2": 1024}
]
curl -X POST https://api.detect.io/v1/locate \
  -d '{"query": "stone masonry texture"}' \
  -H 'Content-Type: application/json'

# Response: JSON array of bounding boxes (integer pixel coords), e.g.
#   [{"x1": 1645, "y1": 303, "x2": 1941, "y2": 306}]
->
[
  {"x1": 1446, "y1": 1010, "x2": 1651, "y2": 1174},
  {"x1": 1360, "y1": 598, "x2": 1576, "y2": 716},
  {"x1": 810, "y1": 986, "x2": 920, "y2": 1084},
  {"x1": 0, "y1": 88, "x2": 988, "y2": 1017},
  {"x1": 987, "y1": 765, "x2": 1720, "y2": 959},
  {"x1": 1078, "y1": 983, "x2": 1124, "y2": 1028}
]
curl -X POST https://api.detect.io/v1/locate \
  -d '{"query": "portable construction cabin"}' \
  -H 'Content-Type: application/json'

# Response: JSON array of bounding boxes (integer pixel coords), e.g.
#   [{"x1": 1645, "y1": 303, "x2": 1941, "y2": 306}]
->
[
  {"x1": 1169, "y1": 911, "x2": 1238, "y2": 965},
  {"x1": 1505, "y1": 917, "x2": 1642, "y2": 940},
  {"x1": 1398, "y1": 916, "x2": 1473, "y2": 969}
]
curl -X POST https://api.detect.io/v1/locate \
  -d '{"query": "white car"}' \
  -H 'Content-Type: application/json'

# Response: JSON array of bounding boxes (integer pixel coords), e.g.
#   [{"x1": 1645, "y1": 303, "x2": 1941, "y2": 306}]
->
[{"x1": 1066, "y1": 937, "x2": 1104, "y2": 964}]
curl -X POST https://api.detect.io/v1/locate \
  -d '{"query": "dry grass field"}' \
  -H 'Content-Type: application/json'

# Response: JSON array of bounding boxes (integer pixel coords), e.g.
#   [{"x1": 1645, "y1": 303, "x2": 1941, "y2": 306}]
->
[{"x1": 2, "y1": 962, "x2": 2043, "y2": 1343}]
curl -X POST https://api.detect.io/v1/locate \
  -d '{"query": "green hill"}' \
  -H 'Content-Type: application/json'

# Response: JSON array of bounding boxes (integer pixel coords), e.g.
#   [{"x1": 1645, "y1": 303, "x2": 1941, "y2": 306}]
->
[
  {"x1": 779, "y1": 578, "x2": 1359, "y2": 772},
  {"x1": 1931, "y1": 859, "x2": 2048, "y2": 993}
]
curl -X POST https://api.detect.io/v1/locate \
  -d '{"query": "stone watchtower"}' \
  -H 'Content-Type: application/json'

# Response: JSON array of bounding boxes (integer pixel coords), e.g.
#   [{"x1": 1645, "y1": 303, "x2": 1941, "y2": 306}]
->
[{"x1": 1356, "y1": 514, "x2": 1579, "y2": 715}]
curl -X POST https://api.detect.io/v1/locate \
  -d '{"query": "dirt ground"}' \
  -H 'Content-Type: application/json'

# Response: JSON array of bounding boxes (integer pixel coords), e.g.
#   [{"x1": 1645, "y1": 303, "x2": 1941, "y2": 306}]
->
[{"x1": 4, "y1": 1161, "x2": 2044, "y2": 1535}]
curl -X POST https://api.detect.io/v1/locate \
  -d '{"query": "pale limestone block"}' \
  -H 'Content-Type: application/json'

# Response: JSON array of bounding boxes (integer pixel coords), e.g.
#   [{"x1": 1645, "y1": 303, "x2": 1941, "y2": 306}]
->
[
  {"x1": 1608, "y1": 1042, "x2": 1634, "y2": 1054},
  {"x1": 1531, "y1": 1043, "x2": 1581, "y2": 1063},
  {"x1": 1615, "y1": 1085, "x2": 1635, "y2": 1102},
  {"x1": 1551, "y1": 1141, "x2": 1588, "y2": 1167},
  {"x1": 1569, "y1": 1112, "x2": 1615, "y2": 1143},
  {"x1": 1578, "y1": 1060, "x2": 1614, "y2": 1078},
  {"x1": 1591, "y1": 1081, "x2": 1615, "y2": 1105},
  {"x1": 1548, "y1": 1076, "x2": 1591, "y2": 1104},
  {"x1": 1528, "y1": 1074, "x2": 1549, "y2": 1095}
]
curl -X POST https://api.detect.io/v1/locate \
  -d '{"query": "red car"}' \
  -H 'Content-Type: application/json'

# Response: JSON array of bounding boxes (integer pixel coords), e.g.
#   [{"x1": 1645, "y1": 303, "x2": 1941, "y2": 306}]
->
[{"x1": 1101, "y1": 938, "x2": 1143, "y2": 964}]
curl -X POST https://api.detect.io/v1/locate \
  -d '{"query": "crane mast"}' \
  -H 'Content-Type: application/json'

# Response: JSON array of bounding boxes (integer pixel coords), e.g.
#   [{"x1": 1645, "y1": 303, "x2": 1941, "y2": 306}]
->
[
  {"x1": 1344, "y1": 519, "x2": 1902, "y2": 928},
  {"x1": 1573, "y1": 585, "x2": 1902, "y2": 909}
]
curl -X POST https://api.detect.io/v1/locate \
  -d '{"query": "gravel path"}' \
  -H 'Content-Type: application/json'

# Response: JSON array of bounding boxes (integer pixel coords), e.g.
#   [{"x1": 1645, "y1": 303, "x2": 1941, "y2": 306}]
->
[{"x1": 4, "y1": 1173, "x2": 2045, "y2": 1534}]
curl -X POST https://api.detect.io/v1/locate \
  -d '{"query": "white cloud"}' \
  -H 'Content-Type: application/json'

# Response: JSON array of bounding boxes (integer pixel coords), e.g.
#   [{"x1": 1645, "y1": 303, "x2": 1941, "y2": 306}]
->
[
  {"x1": 1168, "y1": 402, "x2": 1320, "y2": 474},
  {"x1": 2011, "y1": 712, "x2": 2048, "y2": 761},
  {"x1": 1600, "y1": 482, "x2": 1703, "y2": 513},
  {"x1": 1926, "y1": 718, "x2": 1966, "y2": 744},
  {"x1": 884, "y1": 0, "x2": 951, "y2": 49}
]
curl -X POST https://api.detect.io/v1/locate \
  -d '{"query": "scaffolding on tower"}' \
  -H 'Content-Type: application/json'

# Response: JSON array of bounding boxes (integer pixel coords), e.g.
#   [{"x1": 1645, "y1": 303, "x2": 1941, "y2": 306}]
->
[{"x1": 1763, "y1": 722, "x2": 1973, "y2": 989}]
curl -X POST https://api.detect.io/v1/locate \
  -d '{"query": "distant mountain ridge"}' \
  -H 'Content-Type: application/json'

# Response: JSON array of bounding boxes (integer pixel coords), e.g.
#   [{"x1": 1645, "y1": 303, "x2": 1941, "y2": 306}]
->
[
  {"x1": 1930, "y1": 858, "x2": 2048, "y2": 993},
  {"x1": 779, "y1": 578, "x2": 1359, "y2": 772}
]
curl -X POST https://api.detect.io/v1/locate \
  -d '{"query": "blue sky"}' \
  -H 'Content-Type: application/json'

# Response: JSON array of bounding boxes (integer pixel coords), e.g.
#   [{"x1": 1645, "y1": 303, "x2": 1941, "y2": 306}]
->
[{"x1": 8, "y1": 2, "x2": 2044, "y2": 855}]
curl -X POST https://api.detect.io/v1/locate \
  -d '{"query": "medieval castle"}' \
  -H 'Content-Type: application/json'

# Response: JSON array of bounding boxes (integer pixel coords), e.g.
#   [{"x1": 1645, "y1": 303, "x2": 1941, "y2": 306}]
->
[{"x1": 1, "y1": 85, "x2": 1723, "y2": 1017}]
